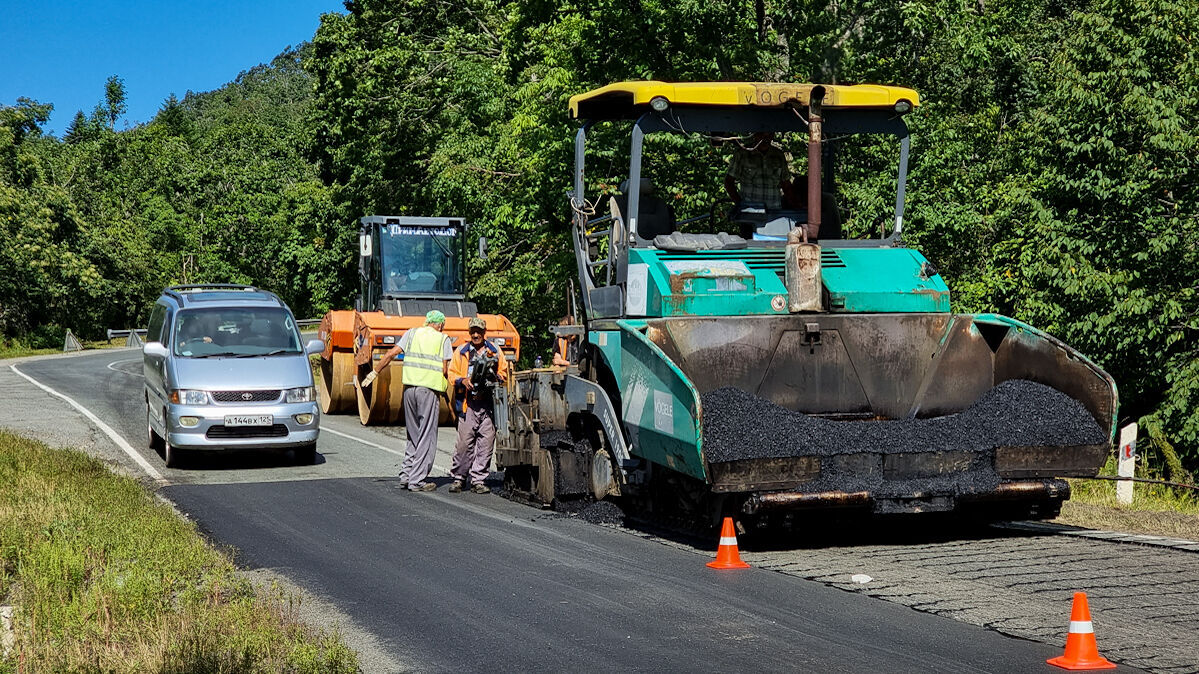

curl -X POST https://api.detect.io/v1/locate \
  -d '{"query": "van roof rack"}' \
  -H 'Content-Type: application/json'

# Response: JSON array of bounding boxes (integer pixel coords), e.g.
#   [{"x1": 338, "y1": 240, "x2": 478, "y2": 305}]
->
[{"x1": 167, "y1": 284, "x2": 258, "y2": 293}]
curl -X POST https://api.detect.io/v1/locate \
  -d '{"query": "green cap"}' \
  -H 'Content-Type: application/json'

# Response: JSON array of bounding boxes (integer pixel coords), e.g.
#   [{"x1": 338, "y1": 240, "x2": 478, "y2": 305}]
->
[{"x1": 425, "y1": 310, "x2": 446, "y2": 324}]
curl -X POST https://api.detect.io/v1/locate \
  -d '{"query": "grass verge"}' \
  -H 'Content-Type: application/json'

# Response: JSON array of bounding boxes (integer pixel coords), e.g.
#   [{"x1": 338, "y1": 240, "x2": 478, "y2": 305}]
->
[
  {"x1": 0, "y1": 339, "x2": 125, "y2": 360},
  {"x1": 0, "y1": 430, "x2": 359, "y2": 673},
  {"x1": 1055, "y1": 457, "x2": 1199, "y2": 541}
]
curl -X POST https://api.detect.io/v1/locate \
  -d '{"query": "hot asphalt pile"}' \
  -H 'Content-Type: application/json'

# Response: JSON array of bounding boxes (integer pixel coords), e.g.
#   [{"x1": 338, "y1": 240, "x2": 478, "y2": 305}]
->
[
  {"x1": 702, "y1": 379, "x2": 1107, "y2": 497},
  {"x1": 553, "y1": 499, "x2": 627, "y2": 525}
]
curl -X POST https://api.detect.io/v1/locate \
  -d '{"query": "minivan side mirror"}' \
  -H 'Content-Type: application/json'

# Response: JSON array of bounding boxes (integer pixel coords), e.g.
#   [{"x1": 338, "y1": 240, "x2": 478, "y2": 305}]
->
[
  {"x1": 143, "y1": 342, "x2": 168, "y2": 358},
  {"x1": 304, "y1": 339, "x2": 326, "y2": 356}
]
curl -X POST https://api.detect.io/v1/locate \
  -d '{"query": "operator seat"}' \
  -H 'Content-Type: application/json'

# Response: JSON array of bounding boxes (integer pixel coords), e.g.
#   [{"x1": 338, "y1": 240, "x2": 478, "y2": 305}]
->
[
  {"x1": 814, "y1": 191, "x2": 844, "y2": 240},
  {"x1": 612, "y1": 178, "x2": 675, "y2": 243}
]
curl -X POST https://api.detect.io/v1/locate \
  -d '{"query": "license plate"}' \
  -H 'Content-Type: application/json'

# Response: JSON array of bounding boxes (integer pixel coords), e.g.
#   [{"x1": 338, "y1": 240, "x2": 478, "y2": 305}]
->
[{"x1": 224, "y1": 415, "x2": 273, "y2": 427}]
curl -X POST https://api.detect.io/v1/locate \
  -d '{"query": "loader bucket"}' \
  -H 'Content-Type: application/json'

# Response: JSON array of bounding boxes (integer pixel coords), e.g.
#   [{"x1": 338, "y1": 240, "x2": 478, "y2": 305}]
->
[{"x1": 632, "y1": 313, "x2": 1116, "y2": 511}]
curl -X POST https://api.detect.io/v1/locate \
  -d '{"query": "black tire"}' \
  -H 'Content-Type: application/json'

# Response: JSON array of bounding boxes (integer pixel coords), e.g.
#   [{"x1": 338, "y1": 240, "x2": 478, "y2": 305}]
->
[
  {"x1": 146, "y1": 402, "x2": 164, "y2": 451},
  {"x1": 295, "y1": 442, "x2": 318, "y2": 465},
  {"x1": 163, "y1": 439, "x2": 187, "y2": 469}
]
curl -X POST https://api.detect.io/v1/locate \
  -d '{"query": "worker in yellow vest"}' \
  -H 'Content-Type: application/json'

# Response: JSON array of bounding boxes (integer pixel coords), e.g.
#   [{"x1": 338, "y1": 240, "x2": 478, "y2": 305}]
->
[{"x1": 362, "y1": 310, "x2": 453, "y2": 491}]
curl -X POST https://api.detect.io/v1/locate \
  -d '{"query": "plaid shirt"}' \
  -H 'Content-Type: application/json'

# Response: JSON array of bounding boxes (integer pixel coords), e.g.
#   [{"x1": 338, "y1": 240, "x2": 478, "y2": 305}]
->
[{"x1": 727, "y1": 144, "x2": 792, "y2": 209}]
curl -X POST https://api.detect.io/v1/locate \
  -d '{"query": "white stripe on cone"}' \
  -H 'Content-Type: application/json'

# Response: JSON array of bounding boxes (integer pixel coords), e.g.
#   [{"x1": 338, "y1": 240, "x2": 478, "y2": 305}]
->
[
  {"x1": 719, "y1": 536, "x2": 738, "y2": 546},
  {"x1": 1068, "y1": 620, "x2": 1094, "y2": 633}
]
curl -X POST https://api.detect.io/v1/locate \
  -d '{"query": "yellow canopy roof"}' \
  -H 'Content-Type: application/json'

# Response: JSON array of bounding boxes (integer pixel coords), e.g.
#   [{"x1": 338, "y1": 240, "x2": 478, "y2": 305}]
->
[{"x1": 569, "y1": 81, "x2": 920, "y2": 119}]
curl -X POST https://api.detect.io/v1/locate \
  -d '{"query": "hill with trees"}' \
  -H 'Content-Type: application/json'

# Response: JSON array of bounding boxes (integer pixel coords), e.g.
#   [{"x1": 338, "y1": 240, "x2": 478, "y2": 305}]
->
[{"x1": 1, "y1": 0, "x2": 1195, "y2": 473}]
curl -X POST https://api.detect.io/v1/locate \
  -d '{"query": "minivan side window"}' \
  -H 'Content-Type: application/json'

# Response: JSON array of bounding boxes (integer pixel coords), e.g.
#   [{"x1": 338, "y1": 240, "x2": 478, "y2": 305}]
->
[{"x1": 147, "y1": 304, "x2": 167, "y2": 344}]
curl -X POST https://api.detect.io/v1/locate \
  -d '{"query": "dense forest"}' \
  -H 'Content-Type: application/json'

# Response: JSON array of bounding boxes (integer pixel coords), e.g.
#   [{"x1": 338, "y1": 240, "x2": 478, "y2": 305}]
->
[{"x1": 1, "y1": 0, "x2": 1195, "y2": 474}]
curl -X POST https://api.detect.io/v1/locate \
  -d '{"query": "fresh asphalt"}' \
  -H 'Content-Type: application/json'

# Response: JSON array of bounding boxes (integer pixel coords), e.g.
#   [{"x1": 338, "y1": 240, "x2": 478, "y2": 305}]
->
[{"x1": 12, "y1": 349, "x2": 1116, "y2": 673}]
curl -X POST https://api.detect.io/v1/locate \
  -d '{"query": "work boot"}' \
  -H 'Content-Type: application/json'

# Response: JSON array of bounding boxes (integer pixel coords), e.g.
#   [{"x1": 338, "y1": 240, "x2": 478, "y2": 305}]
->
[
  {"x1": 412, "y1": 482, "x2": 437, "y2": 492},
  {"x1": 470, "y1": 483, "x2": 490, "y2": 495},
  {"x1": 448, "y1": 480, "x2": 464, "y2": 493}
]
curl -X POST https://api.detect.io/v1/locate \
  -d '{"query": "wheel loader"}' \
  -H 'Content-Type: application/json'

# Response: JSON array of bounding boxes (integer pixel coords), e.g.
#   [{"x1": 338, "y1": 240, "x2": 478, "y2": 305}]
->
[
  {"x1": 494, "y1": 82, "x2": 1118, "y2": 528},
  {"x1": 318, "y1": 215, "x2": 520, "y2": 425}
]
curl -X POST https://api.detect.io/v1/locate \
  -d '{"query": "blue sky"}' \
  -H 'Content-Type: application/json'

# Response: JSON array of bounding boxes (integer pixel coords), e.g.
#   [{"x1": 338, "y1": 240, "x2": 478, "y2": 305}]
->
[{"x1": 1, "y1": 1, "x2": 345, "y2": 136}]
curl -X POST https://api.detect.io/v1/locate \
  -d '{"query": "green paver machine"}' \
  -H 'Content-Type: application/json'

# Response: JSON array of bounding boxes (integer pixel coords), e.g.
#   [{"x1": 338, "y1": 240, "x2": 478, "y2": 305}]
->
[{"x1": 494, "y1": 82, "x2": 1118, "y2": 527}]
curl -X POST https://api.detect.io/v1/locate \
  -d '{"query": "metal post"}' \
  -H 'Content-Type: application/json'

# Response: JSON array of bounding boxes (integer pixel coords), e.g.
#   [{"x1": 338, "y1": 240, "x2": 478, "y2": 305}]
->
[
  {"x1": 893, "y1": 134, "x2": 911, "y2": 239},
  {"x1": 627, "y1": 119, "x2": 645, "y2": 243},
  {"x1": 1117, "y1": 423, "x2": 1137, "y2": 504}
]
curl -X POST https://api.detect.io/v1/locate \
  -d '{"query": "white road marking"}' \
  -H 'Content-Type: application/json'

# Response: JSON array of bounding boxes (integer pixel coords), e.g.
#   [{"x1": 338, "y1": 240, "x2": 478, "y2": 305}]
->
[
  {"x1": 106, "y1": 358, "x2": 142, "y2": 375},
  {"x1": 320, "y1": 425, "x2": 404, "y2": 457},
  {"x1": 319, "y1": 425, "x2": 451, "y2": 474},
  {"x1": 9, "y1": 363, "x2": 167, "y2": 484}
]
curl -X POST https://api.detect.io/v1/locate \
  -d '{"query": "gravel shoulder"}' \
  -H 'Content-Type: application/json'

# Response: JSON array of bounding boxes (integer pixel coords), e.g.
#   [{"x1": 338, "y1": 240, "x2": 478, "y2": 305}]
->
[{"x1": 740, "y1": 528, "x2": 1199, "y2": 674}]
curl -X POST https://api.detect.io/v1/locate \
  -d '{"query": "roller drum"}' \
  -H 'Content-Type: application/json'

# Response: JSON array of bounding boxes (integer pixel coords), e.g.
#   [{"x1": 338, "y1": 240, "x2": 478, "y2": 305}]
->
[
  {"x1": 357, "y1": 362, "x2": 404, "y2": 425},
  {"x1": 318, "y1": 351, "x2": 356, "y2": 414}
]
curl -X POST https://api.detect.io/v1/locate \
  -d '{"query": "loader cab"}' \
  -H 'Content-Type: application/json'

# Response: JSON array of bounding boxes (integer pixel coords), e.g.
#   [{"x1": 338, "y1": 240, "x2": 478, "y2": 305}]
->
[{"x1": 357, "y1": 215, "x2": 468, "y2": 313}]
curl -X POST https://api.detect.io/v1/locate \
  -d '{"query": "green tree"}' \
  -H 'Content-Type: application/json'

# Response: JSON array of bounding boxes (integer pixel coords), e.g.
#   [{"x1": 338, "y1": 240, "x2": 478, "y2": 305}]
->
[
  {"x1": 154, "y1": 94, "x2": 193, "y2": 140},
  {"x1": 104, "y1": 75, "x2": 127, "y2": 129},
  {"x1": 63, "y1": 110, "x2": 98, "y2": 144}
]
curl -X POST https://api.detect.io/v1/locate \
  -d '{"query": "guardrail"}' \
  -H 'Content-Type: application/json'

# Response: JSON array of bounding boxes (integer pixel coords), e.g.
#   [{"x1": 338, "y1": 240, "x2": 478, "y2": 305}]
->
[
  {"x1": 106, "y1": 328, "x2": 148, "y2": 340},
  {"x1": 106, "y1": 319, "x2": 321, "y2": 343}
]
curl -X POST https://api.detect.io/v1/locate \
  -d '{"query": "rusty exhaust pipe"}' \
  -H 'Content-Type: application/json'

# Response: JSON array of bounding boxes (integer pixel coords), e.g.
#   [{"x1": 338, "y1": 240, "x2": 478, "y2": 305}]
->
[
  {"x1": 741, "y1": 490, "x2": 871, "y2": 515},
  {"x1": 806, "y1": 86, "x2": 825, "y2": 241},
  {"x1": 957, "y1": 479, "x2": 1071, "y2": 503}
]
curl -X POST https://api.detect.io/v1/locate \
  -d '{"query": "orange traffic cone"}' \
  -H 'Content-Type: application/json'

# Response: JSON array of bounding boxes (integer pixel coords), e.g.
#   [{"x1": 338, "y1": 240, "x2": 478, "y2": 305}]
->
[
  {"x1": 706, "y1": 517, "x2": 750, "y2": 569},
  {"x1": 1047, "y1": 592, "x2": 1116, "y2": 670}
]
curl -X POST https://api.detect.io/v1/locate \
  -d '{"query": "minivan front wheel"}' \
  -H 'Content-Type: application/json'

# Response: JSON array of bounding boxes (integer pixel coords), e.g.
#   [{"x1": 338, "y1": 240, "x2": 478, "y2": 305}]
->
[
  {"x1": 161, "y1": 407, "x2": 188, "y2": 468},
  {"x1": 164, "y1": 438, "x2": 188, "y2": 469}
]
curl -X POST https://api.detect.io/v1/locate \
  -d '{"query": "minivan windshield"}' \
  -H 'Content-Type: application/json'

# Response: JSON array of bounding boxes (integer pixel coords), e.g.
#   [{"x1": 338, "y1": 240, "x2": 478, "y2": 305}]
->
[{"x1": 173, "y1": 307, "x2": 301, "y2": 358}]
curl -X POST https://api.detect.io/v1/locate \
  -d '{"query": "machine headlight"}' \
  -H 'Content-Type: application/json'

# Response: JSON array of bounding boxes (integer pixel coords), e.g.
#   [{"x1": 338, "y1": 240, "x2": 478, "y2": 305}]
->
[
  {"x1": 650, "y1": 95, "x2": 670, "y2": 112},
  {"x1": 285, "y1": 386, "x2": 316, "y2": 403},
  {"x1": 383, "y1": 335, "x2": 396, "y2": 344},
  {"x1": 169, "y1": 390, "x2": 209, "y2": 405},
  {"x1": 492, "y1": 337, "x2": 505, "y2": 346},
  {"x1": 894, "y1": 99, "x2": 913, "y2": 115}
]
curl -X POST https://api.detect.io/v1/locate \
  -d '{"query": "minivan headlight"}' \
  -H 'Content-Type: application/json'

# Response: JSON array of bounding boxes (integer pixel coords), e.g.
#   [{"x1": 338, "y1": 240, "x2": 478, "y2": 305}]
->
[
  {"x1": 169, "y1": 390, "x2": 209, "y2": 405},
  {"x1": 285, "y1": 386, "x2": 315, "y2": 403}
]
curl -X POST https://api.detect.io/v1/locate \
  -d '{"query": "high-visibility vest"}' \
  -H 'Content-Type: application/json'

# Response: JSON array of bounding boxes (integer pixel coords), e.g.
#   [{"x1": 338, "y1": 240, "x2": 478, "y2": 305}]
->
[
  {"x1": 556, "y1": 336, "x2": 576, "y2": 364},
  {"x1": 401, "y1": 326, "x2": 448, "y2": 392}
]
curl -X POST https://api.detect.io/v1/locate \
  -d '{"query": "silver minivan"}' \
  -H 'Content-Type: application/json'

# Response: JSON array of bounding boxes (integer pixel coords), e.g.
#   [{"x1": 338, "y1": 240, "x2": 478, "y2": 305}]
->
[{"x1": 143, "y1": 284, "x2": 324, "y2": 467}]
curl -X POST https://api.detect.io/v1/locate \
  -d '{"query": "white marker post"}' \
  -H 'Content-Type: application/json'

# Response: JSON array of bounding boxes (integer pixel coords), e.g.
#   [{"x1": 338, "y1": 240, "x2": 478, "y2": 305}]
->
[{"x1": 1117, "y1": 423, "x2": 1137, "y2": 505}]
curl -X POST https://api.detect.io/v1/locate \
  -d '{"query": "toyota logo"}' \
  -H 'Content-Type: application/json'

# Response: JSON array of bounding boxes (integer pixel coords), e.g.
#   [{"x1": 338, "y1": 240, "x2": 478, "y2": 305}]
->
[{"x1": 241, "y1": 392, "x2": 253, "y2": 401}]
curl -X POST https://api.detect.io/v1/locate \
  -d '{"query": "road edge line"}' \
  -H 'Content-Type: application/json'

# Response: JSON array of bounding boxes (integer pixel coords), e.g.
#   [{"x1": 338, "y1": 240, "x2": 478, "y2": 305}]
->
[
  {"x1": 319, "y1": 426, "x2": 405, "y2": 457},
  {"x1": 319, "y1": 425, "x2": 451, "y2": 474},
  {"x1": 8, "y1": 363, "x2": 167, "y2": 484}
]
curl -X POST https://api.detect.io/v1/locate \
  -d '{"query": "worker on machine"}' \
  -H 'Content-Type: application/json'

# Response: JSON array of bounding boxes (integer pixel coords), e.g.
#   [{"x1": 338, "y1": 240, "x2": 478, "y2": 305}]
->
[
  {"x1": 446, "y1": 317, "x2": 510, "y2": 494},
  {"x1": 361, "y1": 310, "x2": 453, "y2": 491},
  {"x1": 724, "y1": 132, "x2": 797, "y2": 214},
  {"x1": 552, "y1": 315, "x2": 579, "y2": 368}
]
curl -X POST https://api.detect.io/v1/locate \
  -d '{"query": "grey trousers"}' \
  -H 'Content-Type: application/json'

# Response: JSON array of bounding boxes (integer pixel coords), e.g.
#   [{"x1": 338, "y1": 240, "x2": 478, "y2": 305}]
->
[
  {"x1": 451, "y1": 404, "x2": 496, "y2": 484},
  {"x1": 402, "y1": 385, "x2": 440, "y2": 488}
]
